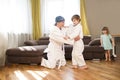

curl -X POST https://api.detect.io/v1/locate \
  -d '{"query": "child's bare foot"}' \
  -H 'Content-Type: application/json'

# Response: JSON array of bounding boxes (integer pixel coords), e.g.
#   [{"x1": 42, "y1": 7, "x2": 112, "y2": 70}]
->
[
  {"x1": 71, "y1": 65, "x2": 78, "y2": 69},
  {"x1": 105, "y1": 59, "x2": 108, "y2": 61},
  {"x1": 79, "y1": 65, "x2": 88, "y2": 70},
  {"x1": 109, "y1": 59, "x2": 111, "y2": 61}
]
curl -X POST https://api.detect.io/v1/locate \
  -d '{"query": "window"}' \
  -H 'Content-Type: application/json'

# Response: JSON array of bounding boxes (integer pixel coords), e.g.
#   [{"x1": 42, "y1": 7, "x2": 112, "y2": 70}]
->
[
  {"x1": 41, "y1": 0, "x2": 80, "y2": 35},
  {"x1": 0, "y1": 0, "x2": 32, "y2": 34}
]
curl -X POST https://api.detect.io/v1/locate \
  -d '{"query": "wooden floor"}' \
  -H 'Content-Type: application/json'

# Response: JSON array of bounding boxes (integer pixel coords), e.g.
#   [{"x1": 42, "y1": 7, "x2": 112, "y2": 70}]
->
[{"x1": 0, "y1": 56, "x2": 120, "y2": 80}]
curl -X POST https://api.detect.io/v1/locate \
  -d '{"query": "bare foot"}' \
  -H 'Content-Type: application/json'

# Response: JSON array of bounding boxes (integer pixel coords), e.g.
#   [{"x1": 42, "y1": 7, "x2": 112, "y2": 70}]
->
[
  {"x1": 79, "y1": 65, "x2": 88, "y2": 70},
  {"x1": 71, "y1": 65, "x2": 78, "y2": 69},
  {"x1": 109, "y1": 59, "x2": 111, "y2": 61},
  {"x1": 105, "y1": 59, "x2": 108, "y2": 61}
]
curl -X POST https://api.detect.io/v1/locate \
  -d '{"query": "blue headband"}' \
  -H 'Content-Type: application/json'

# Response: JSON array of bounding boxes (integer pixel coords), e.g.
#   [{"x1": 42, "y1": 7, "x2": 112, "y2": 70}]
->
[{"x1": 55, "y1": 16, "x2": 65, "y2": 23}]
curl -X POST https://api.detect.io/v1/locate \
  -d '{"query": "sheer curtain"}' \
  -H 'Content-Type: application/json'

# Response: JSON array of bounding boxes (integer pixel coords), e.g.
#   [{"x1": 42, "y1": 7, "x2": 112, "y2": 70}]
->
[
  {"x1": 0, "y1": 0, "x2": 32, "y2": 34},
  {"x1": 41, "y1": 0, "x2": 80, "y2": 36},
  {"x1": 0, "y1": 0, "x2": 32, "y2": 48},
  {"x1": 0, "y1": 0, "x2": 32, "y2": 66}
]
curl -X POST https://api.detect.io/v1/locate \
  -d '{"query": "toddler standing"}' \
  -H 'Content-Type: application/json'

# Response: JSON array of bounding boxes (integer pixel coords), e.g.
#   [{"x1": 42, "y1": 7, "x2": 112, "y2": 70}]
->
[
  {"x1": 66, "y1": 15, "x2": 88, "y2": 69},
  {"x1": 100, "y1": 27, "x2": 115, "y2": 61}
]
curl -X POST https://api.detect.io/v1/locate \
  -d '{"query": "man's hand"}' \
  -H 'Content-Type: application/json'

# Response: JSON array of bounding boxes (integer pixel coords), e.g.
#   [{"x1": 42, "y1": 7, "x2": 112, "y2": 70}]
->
[
  {"x1": 74, "y1": 35, "x2": 80, "y2": 41},
  {"x1": 64, "y1": 36, "x2": 70, "y2": 40}
]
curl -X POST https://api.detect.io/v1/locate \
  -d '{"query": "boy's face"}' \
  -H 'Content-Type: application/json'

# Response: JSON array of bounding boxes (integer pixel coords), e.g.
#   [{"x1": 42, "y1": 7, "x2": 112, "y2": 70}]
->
[{"x1": 72, "y1": 19, "x2": 79, "y2": 26}]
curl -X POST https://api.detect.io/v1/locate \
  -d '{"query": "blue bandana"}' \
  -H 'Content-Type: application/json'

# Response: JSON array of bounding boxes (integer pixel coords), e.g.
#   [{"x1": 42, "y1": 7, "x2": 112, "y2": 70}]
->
[{"x1": 55, "y1": 16, "x2": 65, "y2": 22}]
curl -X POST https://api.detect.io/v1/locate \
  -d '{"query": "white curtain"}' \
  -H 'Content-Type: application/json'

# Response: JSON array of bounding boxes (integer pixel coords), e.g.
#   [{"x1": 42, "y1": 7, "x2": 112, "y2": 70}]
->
[
  {"x1": 7, "y1": 33, "x2": 32, "y2": 48},
  {"x1": 0, "y1": 33, "x2": 7, "y2": 66},
  {"x1": 0, "y1": 0, "x2": 32, "y2": 34},
  {"x1": 41, "y1": 0, "x2": 80, "y2": 36},
  {"x1": 0, "y1": 0, "x2": 32, "y2": 66},
  {"x1": 0, "y1": 0, "x2": 32, "y2": 47}
]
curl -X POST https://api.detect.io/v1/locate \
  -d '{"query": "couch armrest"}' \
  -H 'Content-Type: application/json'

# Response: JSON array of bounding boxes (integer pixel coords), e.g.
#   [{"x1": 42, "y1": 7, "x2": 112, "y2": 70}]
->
[
  {"x1": 88, "y1": 38, "x2": 101, "y2": 46},
  {"x1": 24, "y1": 40, "x2": 38, "y2": 46}
]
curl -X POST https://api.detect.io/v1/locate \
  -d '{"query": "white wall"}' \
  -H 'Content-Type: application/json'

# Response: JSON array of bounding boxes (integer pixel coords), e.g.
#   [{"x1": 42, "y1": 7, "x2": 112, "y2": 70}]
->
[{"x1": 85, "y1": 0, "x2": 120, "y2": 38}]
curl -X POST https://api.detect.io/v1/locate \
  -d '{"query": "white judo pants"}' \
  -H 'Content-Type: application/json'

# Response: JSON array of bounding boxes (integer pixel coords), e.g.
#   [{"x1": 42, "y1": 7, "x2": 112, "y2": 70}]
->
[{"x1": 72, "y1": 39, "x2": 86, "y2": 66}]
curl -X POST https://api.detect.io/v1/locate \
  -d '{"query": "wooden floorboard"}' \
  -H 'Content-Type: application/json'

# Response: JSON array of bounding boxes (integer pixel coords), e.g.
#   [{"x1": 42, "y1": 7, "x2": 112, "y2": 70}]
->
[{"x1": 0, "y1": 55, "x2": 120, "y2": 80}]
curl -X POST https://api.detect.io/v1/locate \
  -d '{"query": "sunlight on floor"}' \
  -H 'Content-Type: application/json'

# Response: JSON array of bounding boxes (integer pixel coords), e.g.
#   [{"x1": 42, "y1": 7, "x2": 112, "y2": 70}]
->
[
  {"x1": 34, "y1": 71, "x2": 49, "y2": 77},
  {"x1": 62, "y1": 68, "x2": 74, "y2": 80},
  {"x1": 14, "y1": 70, "x2": 28, "y2": 80},
  {"x1": 14, "y1": 70, "x2": 49, "y2": 80},
  {"x1": 26, "y1": 70, "x2": 49, "y2": 80},
  {"x1": 27, "y1": 70, "x2": 43, "y2": 80}
]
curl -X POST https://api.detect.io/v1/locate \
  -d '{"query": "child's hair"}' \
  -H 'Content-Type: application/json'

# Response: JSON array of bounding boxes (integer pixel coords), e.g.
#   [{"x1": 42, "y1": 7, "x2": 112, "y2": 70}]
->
[
  {"x1": 71, "y1": 14, "x2": 81, "y2": 22},
  {"x1": 102, "y1": 27, "x2": 110, "y2": 34}
]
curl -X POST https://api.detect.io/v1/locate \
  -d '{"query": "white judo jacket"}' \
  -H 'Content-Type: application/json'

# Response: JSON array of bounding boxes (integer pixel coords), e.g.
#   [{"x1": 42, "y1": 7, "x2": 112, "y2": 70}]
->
[
  {"x1": 41, "y1": 26, "x2": 73, "y2": 69},
  {"x1": 67, "y1": 23, "x2": 84, "y2": 55}
]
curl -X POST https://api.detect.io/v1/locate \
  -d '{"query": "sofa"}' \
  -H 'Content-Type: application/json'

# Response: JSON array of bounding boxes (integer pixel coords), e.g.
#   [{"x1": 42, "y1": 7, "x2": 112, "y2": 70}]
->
[
  {"x1": 5, "y1": 36, "x2": 105, "y2": 65},
  {"x1": 6, "y1": 45, "x2": 47, "y2": 65},
  {"x1": 65, "y1": 38, "x2": 105, "y2": 60},
  {"x1": 32, "y1": 36, "x2": 105, "y2": 60}
]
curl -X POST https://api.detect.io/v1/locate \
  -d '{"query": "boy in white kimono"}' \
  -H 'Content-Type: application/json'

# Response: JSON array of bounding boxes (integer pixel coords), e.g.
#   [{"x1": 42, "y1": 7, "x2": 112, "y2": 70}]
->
[
  {"x1": 41, "y1": 16, "x2": 74, "y2": 69},
  {"x1": 66, "y1": 15, "x2": 88, "y2": 69}
]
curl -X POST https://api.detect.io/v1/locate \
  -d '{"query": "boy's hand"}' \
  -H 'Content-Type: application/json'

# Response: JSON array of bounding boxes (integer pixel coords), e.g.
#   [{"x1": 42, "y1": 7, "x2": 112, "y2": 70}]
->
[
  {"x1": 64, "y1": 37, "x2": 67, "y2": 40},
  {"x1": 64, "y1": 36, "x2": 70, "y2": 40},
  {"x1": 74, "y1": 35, "x2": 80, "y2": 41}
]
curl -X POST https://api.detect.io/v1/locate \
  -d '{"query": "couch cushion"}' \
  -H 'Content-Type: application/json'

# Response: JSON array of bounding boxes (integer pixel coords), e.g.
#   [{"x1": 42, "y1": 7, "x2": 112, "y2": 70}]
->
[
  {"x1": 88, "y1": 38, "x2": 101, "y2": 46},
  {"x1": 64, "y1": 45, "x2": 73, "y2": 51},
  {"x1": 37, "y1": 40, "x2": 49, "y2": 45},
  {"x1": 83, "y1": 35, "x2": 91, "y2": 45},
  {"x1": 24, "y1": 40, "x2": 38, "y2": 46},
  {"x1": 39, "y1": 37, "x2": 49, "y2": 40},
  {"x1": 6, "y1": 45, "x2": 47, "y2": 57}
]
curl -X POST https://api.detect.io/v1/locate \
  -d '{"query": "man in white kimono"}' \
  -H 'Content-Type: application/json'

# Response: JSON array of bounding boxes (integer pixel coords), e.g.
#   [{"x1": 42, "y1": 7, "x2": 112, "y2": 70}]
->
[{"x1": 41, "y1": 16, "x2": 74, "y2": 69}]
